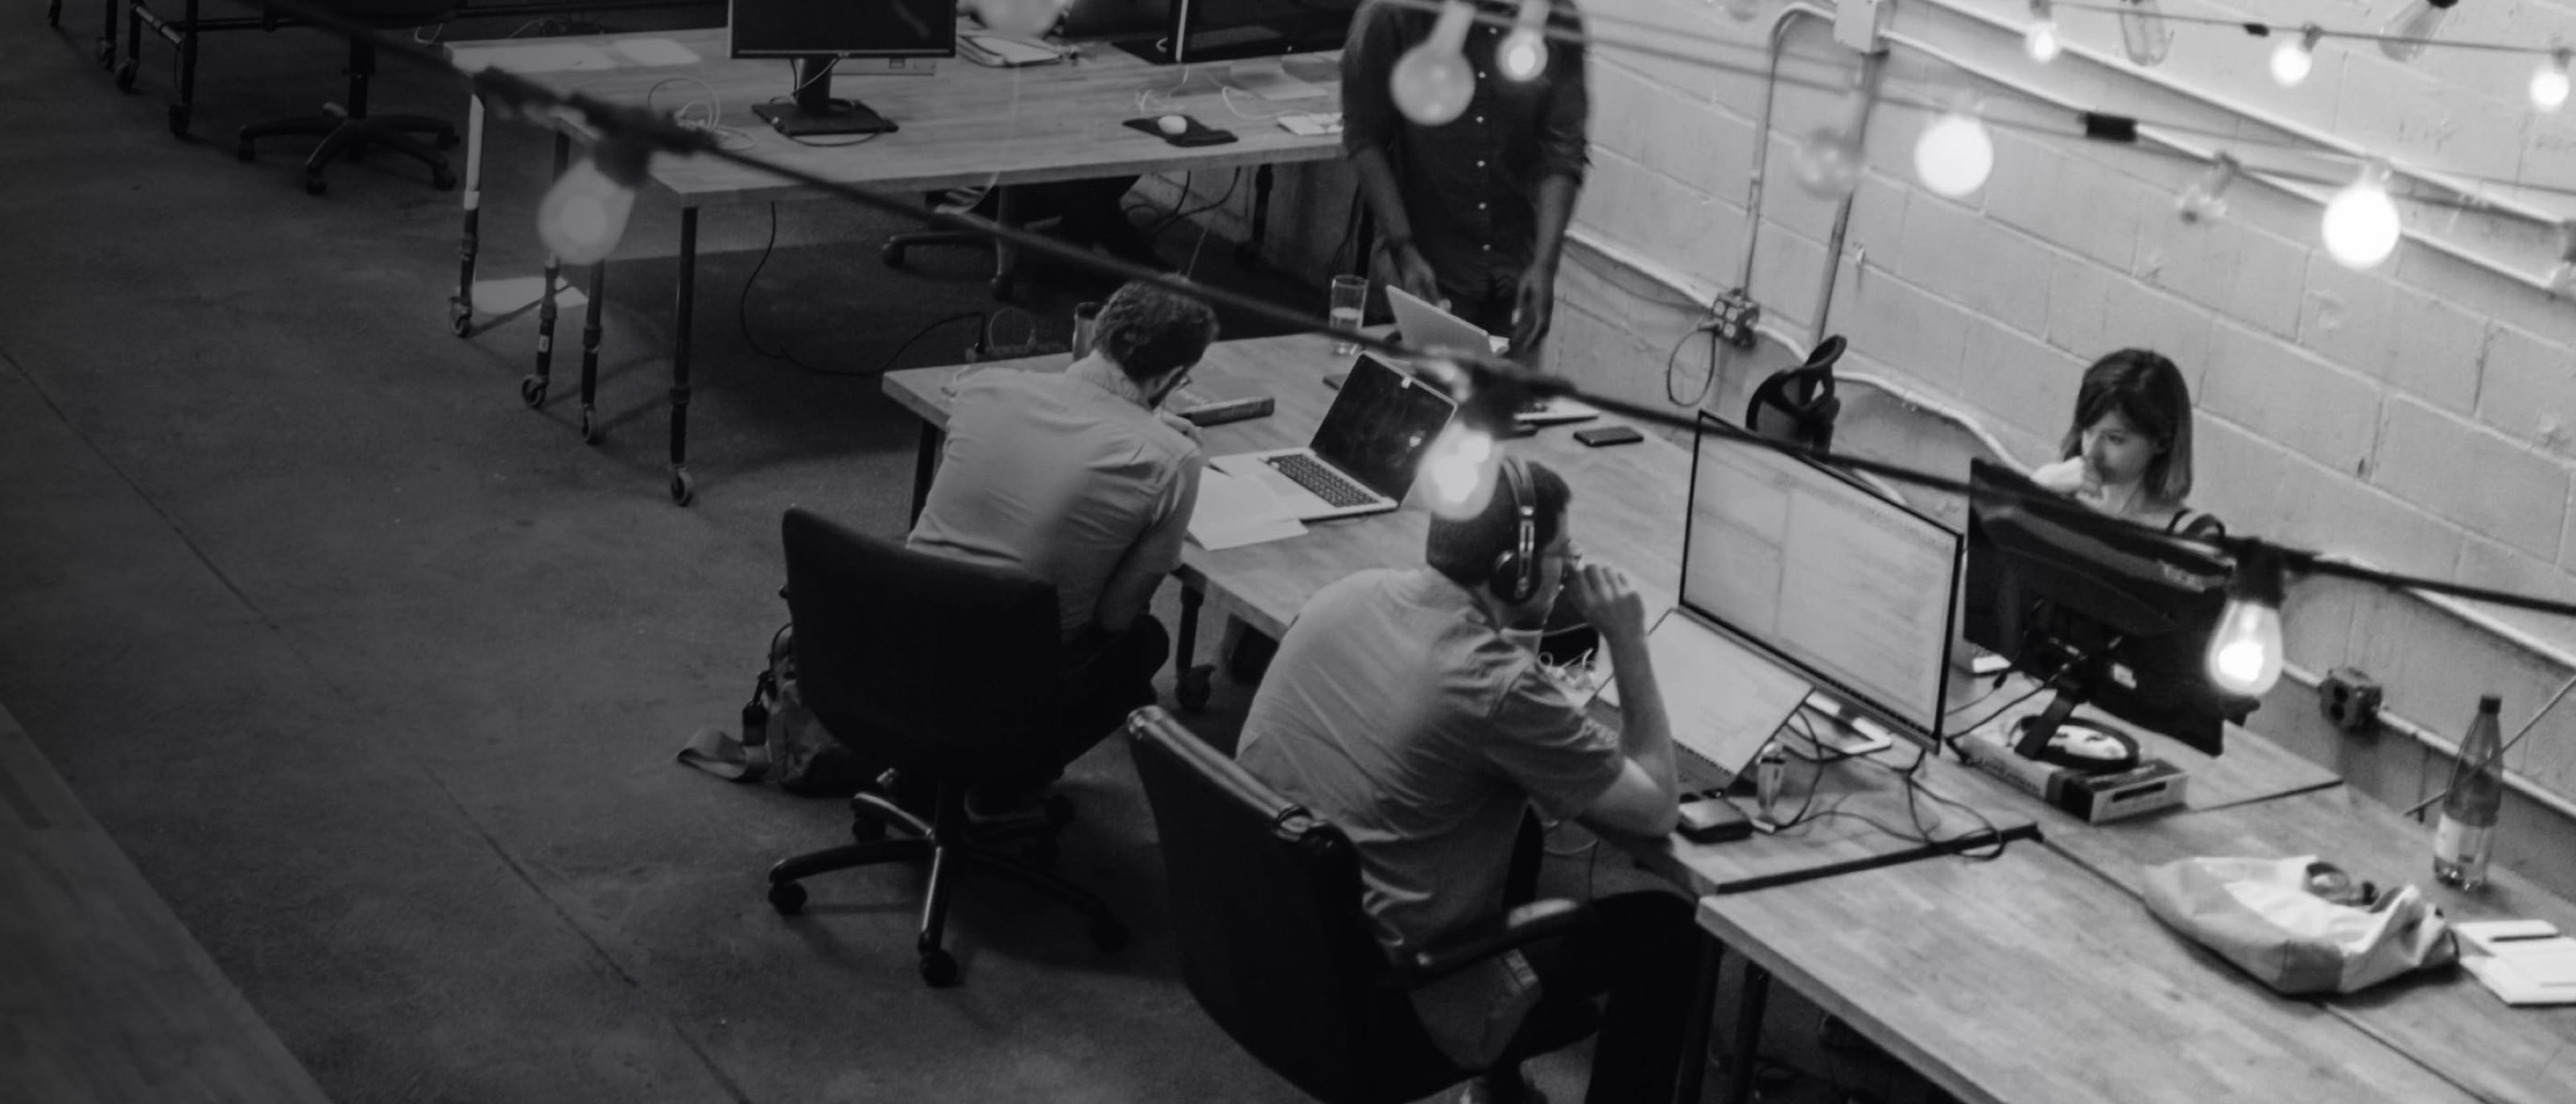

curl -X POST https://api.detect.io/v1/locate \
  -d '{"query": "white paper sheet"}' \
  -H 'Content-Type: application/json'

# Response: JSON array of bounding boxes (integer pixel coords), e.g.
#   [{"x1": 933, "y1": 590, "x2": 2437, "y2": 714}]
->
[
  {"x1": 1189, "y1": 468, "x2": 1305, "y2": 551},
  {"x1": 612, "y1": 38, "x2": 702, "y2": 67},
  {"x1": 449, "y1": 43, "x2": 619, "y2": 74}
]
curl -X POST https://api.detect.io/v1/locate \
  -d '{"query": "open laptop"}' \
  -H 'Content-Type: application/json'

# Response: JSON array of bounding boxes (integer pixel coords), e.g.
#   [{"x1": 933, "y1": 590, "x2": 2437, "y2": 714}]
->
[
  {"x1": 1212, "y1": 354, "x2": 1455, "y2": 521},
  {"x1": 1383, "y1": 285, "x2": 1598, "y2": 428},
  {"x1": 1596, "y1": 608, "x2": 1815, "y2": 795}
]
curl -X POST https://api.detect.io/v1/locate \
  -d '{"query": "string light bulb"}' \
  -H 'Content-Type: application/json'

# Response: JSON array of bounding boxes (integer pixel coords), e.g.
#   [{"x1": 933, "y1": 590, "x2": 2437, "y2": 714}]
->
[
  {"x1": 2176, "y1": 153, "x2": 2239, "y2": 223},
  {"x1": 1392, "y1": 1, "x2": 1478, "y2": 125},
  {"x1": 2271, "y1": 26, "x2": 2322, "y2": 88},
  {"x1": 2533, "y1": 48, "x2": 2572, "y2": 112},
  {"x1": 1423, "y1": 420, "x2": 1503, "y2": 519},
  {"x1": 2322, "y1": 161, "x2": 2401, "y2": 269},
  {"x1": 2547, "y1": 222, "x2": 2576, "y2": 296},
  {"x1": 1913, "y1": 99, "x2": 1995, "y2": 199},
  {"x1": 1794, "y1": 85, "x2": 1874, "y2": 200},
  {"x1": 2379, "y1": 0, "x2": 2458, "y2": 64},
  {"x1": 2024, "y1": 0, "x2": 2061, "y2": 63},
  {"x1": 2116, "y1": 0, "x2": 2173, "y2": 68},
  {"x1": 2207, "y1": 547, "x2": 2287, "y2": 698},
  {"x1": 536, "y1": 139, "x2": 650, "y2": 266},
  {"x1": 969, "y1": 0, "x2": 1068, "y2": 38},
  {"x1": 1497, "y1": 0, "x2": 1551, "y2": 84}
]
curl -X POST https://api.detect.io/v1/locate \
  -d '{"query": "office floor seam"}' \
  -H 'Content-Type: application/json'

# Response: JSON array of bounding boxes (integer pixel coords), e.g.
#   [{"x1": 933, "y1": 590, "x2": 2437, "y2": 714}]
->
[{"x1": 3, "y1": 338, "x2": 765, "y2": 1104}]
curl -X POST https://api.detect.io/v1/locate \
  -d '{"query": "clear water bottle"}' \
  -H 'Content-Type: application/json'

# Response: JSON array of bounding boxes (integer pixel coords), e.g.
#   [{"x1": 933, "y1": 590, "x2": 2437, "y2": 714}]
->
[{"x1": 2433, "y1": 695, "x2": 2504, "y2": 889}]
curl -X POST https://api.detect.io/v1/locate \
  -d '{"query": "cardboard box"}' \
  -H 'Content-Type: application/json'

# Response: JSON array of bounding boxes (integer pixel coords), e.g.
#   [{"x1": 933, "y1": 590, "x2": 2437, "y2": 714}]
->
[{"x1": 1955, "y1": 729, "x2": 2188, "y2": 823}]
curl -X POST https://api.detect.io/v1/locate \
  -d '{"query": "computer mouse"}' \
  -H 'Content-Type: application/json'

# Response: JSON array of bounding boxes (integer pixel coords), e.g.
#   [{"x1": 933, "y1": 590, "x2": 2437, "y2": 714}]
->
[{"x1": 1157, "y1": 114, "x2": 1189, "y2": 136}]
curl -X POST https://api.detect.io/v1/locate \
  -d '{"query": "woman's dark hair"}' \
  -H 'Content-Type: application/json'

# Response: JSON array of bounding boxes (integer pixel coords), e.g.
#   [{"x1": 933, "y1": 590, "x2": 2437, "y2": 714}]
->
[
  {"x1": 2061, "y1": 349, "x2": 2195, "y2": 502},
  {"x1": 1096, "y1": 281, "x2": 1219, "y2": 381}
]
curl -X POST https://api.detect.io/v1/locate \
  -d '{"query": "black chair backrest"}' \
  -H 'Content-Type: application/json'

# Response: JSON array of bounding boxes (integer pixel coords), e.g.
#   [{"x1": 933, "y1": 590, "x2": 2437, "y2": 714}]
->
[
  {"x1": 1126, "y1": 707, "x2": 1401, "y2": 1103},
  {"x1": 781, "y1": 507, "x2": 1061, "y2": 780},
  {"x1": 1745, "y1": 333, "x2": 1846, "y2": 453}
]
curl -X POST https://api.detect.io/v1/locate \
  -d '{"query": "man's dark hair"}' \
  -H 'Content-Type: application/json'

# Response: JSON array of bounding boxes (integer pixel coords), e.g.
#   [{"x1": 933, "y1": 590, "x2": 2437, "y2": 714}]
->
[
  {"x1": 1096, "y1": 281, "x2": 1219, "y2": 381},
  {"x1": 1426, "y1": 460, "x2": 1571, "y2": 589}
]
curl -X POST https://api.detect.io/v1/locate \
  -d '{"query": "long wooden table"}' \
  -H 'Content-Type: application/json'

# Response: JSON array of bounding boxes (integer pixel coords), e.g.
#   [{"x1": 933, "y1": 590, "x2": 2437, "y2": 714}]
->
[
  {"x1": 444, "y1": 26, "x2": 1344, "y2": 504},
  {"x1": 1, "y1": 704, "x2": 334, "y2": 1104}
]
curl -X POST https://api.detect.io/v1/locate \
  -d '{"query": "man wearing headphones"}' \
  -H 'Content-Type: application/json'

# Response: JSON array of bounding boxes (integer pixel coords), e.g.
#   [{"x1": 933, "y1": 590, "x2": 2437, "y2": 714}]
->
[{"x1": 1235, "y1": 458, "x2": 1690, "y2": 1104}]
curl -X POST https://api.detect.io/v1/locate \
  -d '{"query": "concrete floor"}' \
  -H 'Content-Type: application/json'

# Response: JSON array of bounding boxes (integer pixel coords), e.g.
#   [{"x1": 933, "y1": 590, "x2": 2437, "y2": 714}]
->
[{"x1": 2, "y1": 9, "x2": 1918, "y2": 1103}]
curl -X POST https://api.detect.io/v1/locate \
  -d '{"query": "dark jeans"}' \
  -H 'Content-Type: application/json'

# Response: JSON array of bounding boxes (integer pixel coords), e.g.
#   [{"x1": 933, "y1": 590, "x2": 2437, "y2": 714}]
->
[
  {"x1": 941, "y1": 177, "x2": 1162, "y2": 269},
  {"x1": 1519, "y1": 891, "x2": 1697, "y2": 1104},
  {"x1": 979, "y1": 614, "x2": 1170, "y2": 801}
]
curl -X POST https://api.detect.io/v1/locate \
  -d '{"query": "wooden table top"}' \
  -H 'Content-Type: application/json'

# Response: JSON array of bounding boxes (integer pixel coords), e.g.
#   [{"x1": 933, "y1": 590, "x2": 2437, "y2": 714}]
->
[
  {"x1": 0, "y1": 706, "x2": 333, "y2": 1104},
  {"x1": 451, "y1": 27, "x2": 1344, "y2": 204},
  {"x1": 2044, "y1": 784, "x2": 2576, "y2": 1104},
  {"x1": 1695, "y1": 843, "x2": 2487, "y2": 1104}
]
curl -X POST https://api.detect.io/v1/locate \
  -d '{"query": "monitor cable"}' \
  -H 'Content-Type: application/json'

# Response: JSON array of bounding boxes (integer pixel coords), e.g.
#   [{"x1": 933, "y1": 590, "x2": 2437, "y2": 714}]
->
[{"x1": 737, "y1": 203, "x2": 991, "y2": 377}]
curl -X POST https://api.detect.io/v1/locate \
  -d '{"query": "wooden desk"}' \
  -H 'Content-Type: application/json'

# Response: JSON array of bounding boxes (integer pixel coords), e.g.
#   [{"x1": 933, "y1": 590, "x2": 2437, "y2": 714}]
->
[
  {"x1": 0, "y1": 705, "x2": 333, "y2": 1104},
  {"x1": 2044, "y1": 785, "x2": 2576, "y2": 1104},
  {"x1": 444, "y1": 28, "x2": 1343, "y2": 504},
  {"x1": 1695, "y1": 843, "x2": 2485, "y2": 1104}
]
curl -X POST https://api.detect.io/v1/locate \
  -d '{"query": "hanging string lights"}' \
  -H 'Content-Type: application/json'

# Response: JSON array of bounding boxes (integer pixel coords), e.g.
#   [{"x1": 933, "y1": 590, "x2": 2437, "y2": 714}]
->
[
  {"x1": 2322, "y1": 163, "x2": 2404, "y2": 269},
  {"x1": 2024, "y1": 0, "x2": 2063, "y2": 63},
  {"x1": 2380, "y1": 0, "x2": 2458, "y2": 64},
  {"x1": 2175, "y1": 153, "x2": 2238, "y2": 223},
  {"x1": 1497, "y1": 0, "x2": 1553, "y2": 83},
  {"x1": 1913, "y1": 97, "x2": 1996, "y2": 199},
  {"x1": 2269, "y1": 25, "x2": 2322, "y2": 88},
  {"x1": 1391, "y1": 0, "x2": 1479, "y2": 125},
  {"x1": 2534, "y1": 48, "x2": 2573, "y2": 113}
]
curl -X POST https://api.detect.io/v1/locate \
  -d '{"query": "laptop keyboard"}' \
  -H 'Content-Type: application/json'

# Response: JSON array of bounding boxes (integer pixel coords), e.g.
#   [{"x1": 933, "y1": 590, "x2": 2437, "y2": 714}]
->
[{"x1": 1267, "y1": 453, "x2": 1377, "y2": 508}]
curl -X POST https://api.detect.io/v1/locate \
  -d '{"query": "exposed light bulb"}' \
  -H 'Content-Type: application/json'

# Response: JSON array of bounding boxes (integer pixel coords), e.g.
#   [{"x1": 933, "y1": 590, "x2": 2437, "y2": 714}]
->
[
  {"x1": 1424, "y1": 421, "x2": 1502, "y2": 520},
  {"x1": 2533, "y1": 49, "x2": 2572, "y2": 112},
  {"x1": 2380, "y1": 0, "x2": 2458, "y2": 64},
  {"x1": 2207, "y1": 548, "x2": 2286, "y2": 698},
  {"x1": 1913, "y1": 104, "x2": 1994, "y2": 198},
  {"x1": 537, "y1": 149, "x2": 646, "y2": 266},
  {"x1": 2271, "y1": 26, "x2": 2322, "y2": 87},
  {"x1": 2024, "y1": 1, "x2": 2061, "y2": 63},
  {"x1": 2176, "y1": 153, "x2": 2239, "y2": 223},
  {"x1": 1497, "y1": 0, "x2": 1550, "y2": 83},
  {"x1": 2116, "y1": 0, "x2": 2173, "y2": 68},
  {"x1": 2322, "y1": 162, "x2": 2401, "y2": 269},
  {"x1": 970, "y1": 0, "x2": 1067, "y2": 38},
  {"x1": 1794, "y1": 86, "x2": 1872, "y2": 200},
  {"x1": 1392, "y1": 2, "x2": 1478, "y2": 125}
]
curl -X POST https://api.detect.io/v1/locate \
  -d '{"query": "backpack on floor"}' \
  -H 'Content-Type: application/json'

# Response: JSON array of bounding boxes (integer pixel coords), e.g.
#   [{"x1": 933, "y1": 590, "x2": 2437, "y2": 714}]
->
[{"x1": 677, "y1": 624, "x2": 872, "y2": 796}]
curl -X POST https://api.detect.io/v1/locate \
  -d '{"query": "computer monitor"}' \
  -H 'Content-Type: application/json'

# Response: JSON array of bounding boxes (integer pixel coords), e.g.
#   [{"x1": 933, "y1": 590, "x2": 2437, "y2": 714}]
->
[
  {"x1": 1681, "y1": 412, "x2": 1964, "y2": 746},
  {"x1": 1961, "y1": 458, "x2": 2256, "y2": 762},
  {"x1": 1121, "y1": 0, "x2": 1358, "y2": 64},
  {"x1": 731, "y1": 0, "x2": 957, "y2": 138}
]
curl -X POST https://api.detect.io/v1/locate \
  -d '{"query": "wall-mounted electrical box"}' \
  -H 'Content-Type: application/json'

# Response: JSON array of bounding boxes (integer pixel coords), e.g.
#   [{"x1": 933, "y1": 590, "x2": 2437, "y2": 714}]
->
[{"x1": 1835, "y1": 0, "x2": 1887, "y2": 52}]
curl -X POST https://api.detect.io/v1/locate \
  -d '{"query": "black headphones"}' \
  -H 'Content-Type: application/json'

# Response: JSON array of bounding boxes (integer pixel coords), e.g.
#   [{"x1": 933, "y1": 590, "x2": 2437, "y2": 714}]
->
[{"x1": 1486, "y1": 457, "x2": 1542, "y2": 604}]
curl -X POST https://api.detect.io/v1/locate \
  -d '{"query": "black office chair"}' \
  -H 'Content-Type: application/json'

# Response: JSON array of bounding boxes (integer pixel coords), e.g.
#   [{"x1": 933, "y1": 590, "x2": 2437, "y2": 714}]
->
[
  {"x1": 1125, "y1": 706, "x2": 1599, "y2": 1103},
  {"x1": 234, "y1": 0, "x2": 457, "y2": 196},
  {"x1": 1744, "y1": 333, "x2": 1847, "y2": 453},
  {"x1": 763, "y1": 508, "x2": 1126, "y2": 987}
]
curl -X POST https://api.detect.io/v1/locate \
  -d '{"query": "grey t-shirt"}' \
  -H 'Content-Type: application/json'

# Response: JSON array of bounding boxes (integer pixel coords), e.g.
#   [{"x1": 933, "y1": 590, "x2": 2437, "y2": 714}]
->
[{"x1": 1236, "y1": 568, "x2": 1624, "y2": 956}]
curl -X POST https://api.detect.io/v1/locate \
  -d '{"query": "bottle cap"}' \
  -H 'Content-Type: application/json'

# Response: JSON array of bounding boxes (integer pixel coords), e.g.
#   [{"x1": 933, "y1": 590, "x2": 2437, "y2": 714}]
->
[{"x1": 2479, "y1": 694, "x2": 2502, "y2": 713}]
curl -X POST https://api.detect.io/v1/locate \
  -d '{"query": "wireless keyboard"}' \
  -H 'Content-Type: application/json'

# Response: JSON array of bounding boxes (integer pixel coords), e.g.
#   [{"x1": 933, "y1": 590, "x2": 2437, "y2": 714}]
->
[{"x1": 1266, "y1": 453, "x2": 1374, "y2": 507}]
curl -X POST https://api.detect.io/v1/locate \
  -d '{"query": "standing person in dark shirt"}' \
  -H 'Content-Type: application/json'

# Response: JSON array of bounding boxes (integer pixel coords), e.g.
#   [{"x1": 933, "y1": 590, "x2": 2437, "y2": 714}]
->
[{"x1": 1341, "y1": 0, "x2": 1591, "y2": 362}]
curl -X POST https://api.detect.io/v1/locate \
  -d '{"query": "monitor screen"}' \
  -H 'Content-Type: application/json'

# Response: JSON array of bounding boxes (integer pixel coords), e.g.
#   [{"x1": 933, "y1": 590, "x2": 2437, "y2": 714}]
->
[
  {"x1": 732, "y1": 0, "x2": 958, "y2": 59},
  {"x1": 1681, "y1": 415, "x2": 1963, "y2": 742},
  {"x1": 1310, "y1": 355, "x2": 1455, "y2": 501},
  {"x1": 1170, "y1": 0, "x2": 1360, "y2": 62}
]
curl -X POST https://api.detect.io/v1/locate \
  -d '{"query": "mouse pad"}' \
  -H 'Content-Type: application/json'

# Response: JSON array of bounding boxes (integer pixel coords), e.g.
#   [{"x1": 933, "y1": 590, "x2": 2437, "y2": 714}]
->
[{"x1": 1124, "y1": 118, "x2": 1238, "y2": 147}]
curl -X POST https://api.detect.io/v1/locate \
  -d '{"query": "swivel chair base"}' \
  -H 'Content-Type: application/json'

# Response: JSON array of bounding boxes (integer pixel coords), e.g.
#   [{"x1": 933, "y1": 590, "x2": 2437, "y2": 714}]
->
[{"x1": 238, "y1": 105, "x2": 456, "y2": 195}]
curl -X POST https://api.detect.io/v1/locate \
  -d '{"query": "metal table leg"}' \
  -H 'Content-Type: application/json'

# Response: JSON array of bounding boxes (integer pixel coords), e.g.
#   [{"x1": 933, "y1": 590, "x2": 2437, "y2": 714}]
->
[
  {"x1": 94, "y1": 0, "x2": 116, "y2": 68},
  {"x1": 1173, "y1": 584, "x2": 1212, "y2": 711},
  {"x1": 1235, "y1": 164, "x2": 1274, "y2": 267},
  {"x1": 166, "y1": 0, "x2": 193, "y2": 134},
  {"x1": 1724, "y1": 963, "x2": 1772, "y2": 1104},
  {"x1": 667, "y1": 206, "x2": 699, "y2": 506},
  {"x1": 114, "y1": 0, "x2": 139, "y2": 89},
  {"x1": 1675, "y1": 934, "x2": 1724, "y2": 1104},
  {"x1": 577, "y1": 262, "x2": 605, "y2": 444},
  {"x1": 909, "y1": 424, "x2": 942, "y2": 525},
  {"x1": 449, "y1": 94, "x2": 484, "y2": 337},
  {"x1": 522, "y1": 132, "x2": 569, "y2": 408},
  {"x1": 989, "y1": 186, "x2": 1020, "y2": 301}
]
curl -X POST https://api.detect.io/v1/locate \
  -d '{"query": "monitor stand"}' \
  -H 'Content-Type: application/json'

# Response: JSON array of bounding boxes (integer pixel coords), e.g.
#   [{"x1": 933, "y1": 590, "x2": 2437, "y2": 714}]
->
[
  {"x1": 2009, "y1": 686, "x2": 2140, "y2": 775},
  {"x1": 753, "y1": 57, "x2": 898, "y2": 138}
]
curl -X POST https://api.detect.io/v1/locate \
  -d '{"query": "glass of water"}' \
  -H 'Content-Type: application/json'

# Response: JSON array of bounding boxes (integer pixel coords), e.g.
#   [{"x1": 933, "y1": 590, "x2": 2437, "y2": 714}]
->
[{"x1": 1327, "y1": 275, "x2": 1368, "y2": 355}]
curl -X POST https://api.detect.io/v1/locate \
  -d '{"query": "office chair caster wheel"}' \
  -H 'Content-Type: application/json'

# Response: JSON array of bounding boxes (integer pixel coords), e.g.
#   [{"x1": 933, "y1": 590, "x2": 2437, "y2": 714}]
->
[
  {"x1": 1091, "y1": 920, "x2": 1129, "y2": 953},
  {"x1": 1176, "y1": 665, "x2": 1213, "y2": 712},
  {"x1": 579, "y1": 406, "x2": 601, "y2": 444},
  {"x1": 988, "y1": 275, "x2": 1014, "y2": 302},
  {"x1": 919, "y1": 949, "x2": 960, "y2": 987},
  {"x1": 518, "y1": 375, "x2": 547, "y2": 408},
  {"x1": 303, "y1": 176, "x2": 326, "y2": 196},
  {"x1": 448, "y1": 302, "x2": 473, "y2": 337},
  {"x1": 114, "y1": 59, "x2": 135, "y2": 91},
  {"x1": 96, "y1": 40, "x2": 114, "y2": 69},
  {"x1": 433, "y1": 167, "x2": 456, "y2": 192},
  {"x1": 669, "y1": 469, "x2": 695, "y2": 507},
  {"x1": 880, "y1": 242, "x2": 906, "y2": 268},
  {"x1": 167, "y1": 105, "x2": 189, "y2": 136},
  {"x1": 766, "y1": 881, "x2": 807, "y2": 916}
]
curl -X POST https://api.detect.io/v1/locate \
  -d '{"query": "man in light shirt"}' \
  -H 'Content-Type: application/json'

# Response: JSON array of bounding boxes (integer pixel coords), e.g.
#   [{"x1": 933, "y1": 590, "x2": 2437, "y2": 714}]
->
[{"x1": 907, "y1": 280, "x2": 1217, "y2": 812}]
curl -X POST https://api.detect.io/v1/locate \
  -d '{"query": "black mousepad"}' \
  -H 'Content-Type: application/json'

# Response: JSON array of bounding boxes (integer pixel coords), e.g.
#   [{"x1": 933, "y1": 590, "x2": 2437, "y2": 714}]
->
[{"x1": 1124, "y1": 117, "x2": 1238, "y2": 147}]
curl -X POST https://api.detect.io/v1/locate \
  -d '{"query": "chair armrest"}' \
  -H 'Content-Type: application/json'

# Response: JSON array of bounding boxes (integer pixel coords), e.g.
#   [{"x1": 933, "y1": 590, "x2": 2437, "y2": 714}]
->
[{"x1": 1385, "y1": 899, "x2": 1593, "y2": 989}]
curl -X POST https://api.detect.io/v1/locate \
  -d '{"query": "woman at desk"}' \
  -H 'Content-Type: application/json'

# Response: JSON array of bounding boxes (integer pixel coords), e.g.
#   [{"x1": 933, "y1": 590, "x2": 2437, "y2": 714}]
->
[{"x1": 2031, "y1": 349, "x2": 2224, "y2": 539}]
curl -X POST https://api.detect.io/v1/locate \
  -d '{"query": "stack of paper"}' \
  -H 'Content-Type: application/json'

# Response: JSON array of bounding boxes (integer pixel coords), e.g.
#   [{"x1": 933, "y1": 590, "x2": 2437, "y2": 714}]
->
[
  {"x1": 2456, "y1": 920, "x2": 2576, "y2": 1006},
  {"x1": 1189, "y1": 468, "x2": 1304, "y2": 551}
]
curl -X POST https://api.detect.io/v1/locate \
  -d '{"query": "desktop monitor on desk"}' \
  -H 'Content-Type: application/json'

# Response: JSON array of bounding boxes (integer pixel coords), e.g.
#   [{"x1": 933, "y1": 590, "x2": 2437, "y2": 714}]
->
[
  {"x1": 1961, "y1": 459, "x2": 2256, "y2": 763},
  {"x1": 1680, "y1": 413, "x2": 1963, "y2": 747},
  {"x1": 731, "y1": 0, "x2": 958, "y2": 138}
]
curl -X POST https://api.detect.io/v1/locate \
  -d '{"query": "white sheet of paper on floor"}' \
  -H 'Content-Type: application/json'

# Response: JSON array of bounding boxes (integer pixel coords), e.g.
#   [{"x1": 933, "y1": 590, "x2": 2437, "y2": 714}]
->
[
  {"x1": 612, "y1": 38, "x2": 701, "y2": 67},
  {"x1": 448, "y1": 43, "x2": 619, "y2": 74},
  {"x1": 1189, "y1": 468, "x2": 1304, "y2": 551}
]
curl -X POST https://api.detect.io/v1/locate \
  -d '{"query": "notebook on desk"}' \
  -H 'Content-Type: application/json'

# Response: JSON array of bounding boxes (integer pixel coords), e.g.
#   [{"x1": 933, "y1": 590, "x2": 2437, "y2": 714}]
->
[
  {"x1": 1594, "y1": 607, "x2": 1814, "y2": 795},
  {"x1": 1384, "y1": 286, "x2": 1597, "y2": 428}
]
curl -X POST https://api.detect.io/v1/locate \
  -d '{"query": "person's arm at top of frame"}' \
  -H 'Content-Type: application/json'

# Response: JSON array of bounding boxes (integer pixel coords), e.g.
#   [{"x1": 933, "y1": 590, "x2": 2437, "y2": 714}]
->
[
  {"x1": 1511, "y1": 9, "x2": 1591, "y2": 356},
  {"x1": 1571, "y1": 563, "x2": 1679, "y2": 839},
  {"x1": 1094, "y1": 450, "x2": 1203, "y2": 635},
  {"x1": 1341, "y1": 2, "x2": 1440, "y2": 301}
]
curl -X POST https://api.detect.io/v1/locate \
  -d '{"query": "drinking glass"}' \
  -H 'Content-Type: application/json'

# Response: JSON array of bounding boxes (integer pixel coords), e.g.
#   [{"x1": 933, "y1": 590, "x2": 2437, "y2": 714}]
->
[{"x1": 1328, "y1": 275, "x2": 1368, "y2": 355}]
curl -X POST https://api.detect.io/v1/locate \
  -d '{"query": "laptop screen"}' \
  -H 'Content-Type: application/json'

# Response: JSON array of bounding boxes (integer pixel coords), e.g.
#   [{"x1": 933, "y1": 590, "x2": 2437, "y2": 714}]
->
[
  {"x1": 1681, "y1": 413, "x2": 1963, "y2": 743},
  {"x1": 1310, "y1": 355, "x2": 1456, "y2": 501}
]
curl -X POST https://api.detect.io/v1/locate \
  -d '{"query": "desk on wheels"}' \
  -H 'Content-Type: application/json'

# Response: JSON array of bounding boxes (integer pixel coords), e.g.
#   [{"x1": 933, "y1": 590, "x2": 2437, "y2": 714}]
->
[{"x1": 444, "y1": 27, "x2": 1343, "y2": 504}]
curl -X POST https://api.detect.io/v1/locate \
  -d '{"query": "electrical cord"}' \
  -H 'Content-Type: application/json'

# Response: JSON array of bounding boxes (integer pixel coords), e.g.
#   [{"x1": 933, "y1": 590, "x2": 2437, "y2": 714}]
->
[
  {"x1": 1946, "y1": 681, "x2": 2050, "y2": 740},
  {"x1": 1662, "y1": 315, "x2": 1724, "y2": 408},
  {"x1": 737, "y1": 203, "x2": 990, "y2": 377},
  {"x1": 2399, "y1": 669, "x2": 2576, "y2": 817},
  {"x1": 1148, "y1": 168, "x2": 1243, "y2": 242},
  {"x1": 646, "y1": 76, "x2": 758, "y2": 152}
]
